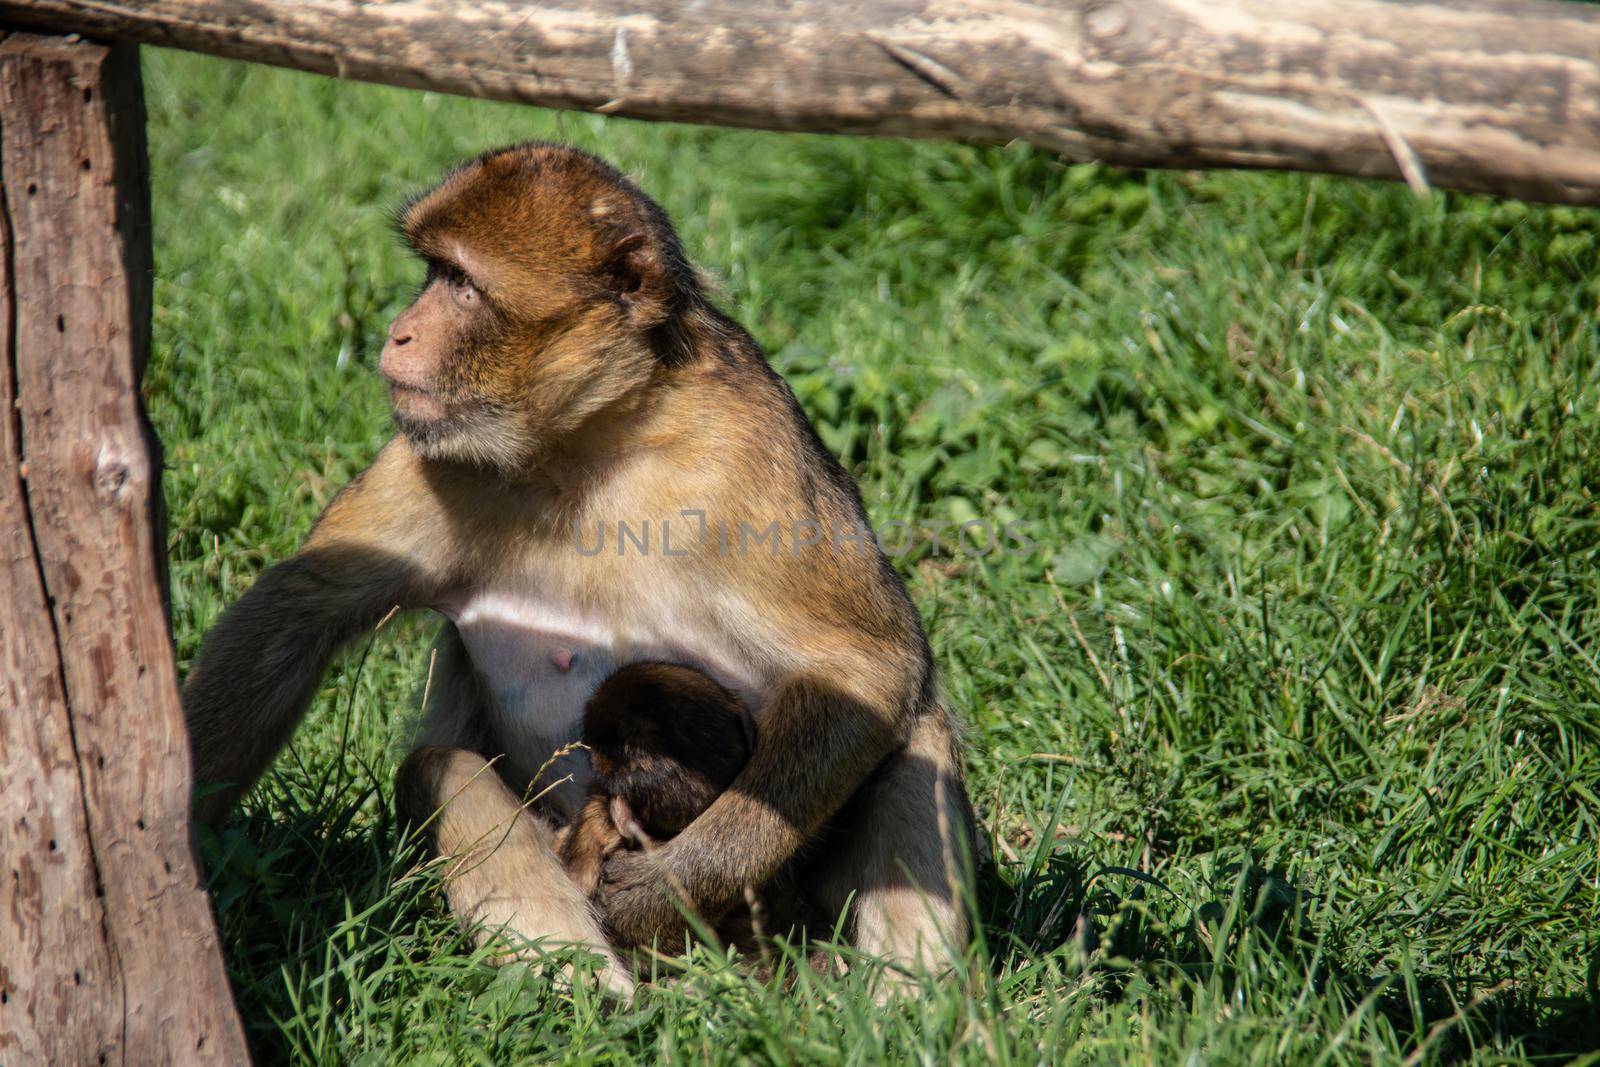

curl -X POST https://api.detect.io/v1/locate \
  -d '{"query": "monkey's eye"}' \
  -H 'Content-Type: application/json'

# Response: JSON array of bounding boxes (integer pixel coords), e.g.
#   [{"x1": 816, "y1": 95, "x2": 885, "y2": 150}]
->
[{"x1": 445, "y1": 269, "x2": 479, "y2": 306}]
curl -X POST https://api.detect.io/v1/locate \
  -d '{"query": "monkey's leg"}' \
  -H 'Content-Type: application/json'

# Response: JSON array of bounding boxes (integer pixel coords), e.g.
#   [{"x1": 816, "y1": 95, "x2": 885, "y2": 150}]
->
[
  {"x1": 396, "y1": 744, "x2": 635, "y2": 996},
  {"x1": 399, "y1": 626, "x2": 633, "y2": 993},
  {"x1": 806, "y1": 711, "x2": 975, "y2": 982}
]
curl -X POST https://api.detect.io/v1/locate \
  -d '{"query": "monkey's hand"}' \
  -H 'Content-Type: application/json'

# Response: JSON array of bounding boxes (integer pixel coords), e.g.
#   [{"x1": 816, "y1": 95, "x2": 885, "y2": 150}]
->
[{"x1": 593, "y1": 845, "x2": 698, "y2": 950}]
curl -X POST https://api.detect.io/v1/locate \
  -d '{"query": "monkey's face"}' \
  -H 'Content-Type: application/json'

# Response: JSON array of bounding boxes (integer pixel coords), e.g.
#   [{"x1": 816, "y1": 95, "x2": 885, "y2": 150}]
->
[
  {"x1": 378, "y1": 263, "x2": 505, "y2": 459},
  {"x1": 384, "y1": 143, "x2": 689, "y2": 472}
]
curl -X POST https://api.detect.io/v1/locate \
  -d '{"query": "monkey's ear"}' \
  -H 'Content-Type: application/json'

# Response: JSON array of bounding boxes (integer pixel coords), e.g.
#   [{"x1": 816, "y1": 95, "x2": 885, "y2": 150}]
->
[
  {"x1": 609, "y1": 794, "x2": 648, "y2": 845},
  {"x1": 599, "y1": 232, "x2": 667, "y2": 315}
]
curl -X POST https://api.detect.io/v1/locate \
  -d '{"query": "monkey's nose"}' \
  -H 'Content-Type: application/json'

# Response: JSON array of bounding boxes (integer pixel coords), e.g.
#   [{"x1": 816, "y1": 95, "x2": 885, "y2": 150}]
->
[{"x1": 379, "y1": 326, "x2": 427, "y2": 389}]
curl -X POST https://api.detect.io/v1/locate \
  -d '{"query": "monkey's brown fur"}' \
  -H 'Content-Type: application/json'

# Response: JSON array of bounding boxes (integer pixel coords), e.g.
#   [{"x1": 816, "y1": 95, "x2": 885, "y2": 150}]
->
[{"x1": 183, "y1": 142, "x2": 975, "y2": 994}]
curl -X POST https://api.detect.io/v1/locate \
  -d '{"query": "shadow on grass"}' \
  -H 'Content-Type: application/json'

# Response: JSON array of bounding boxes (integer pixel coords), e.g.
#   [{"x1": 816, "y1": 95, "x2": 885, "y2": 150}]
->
[
  {"x1": 981, "y1": 847, "x2": 1599, "y2": 1062},
  {"x1": 197, "y1": 772, "x2": 439, "y2": 1059},
  {"x1": 199, "y1": 755, "x2": 1597, "y2": 1063}
]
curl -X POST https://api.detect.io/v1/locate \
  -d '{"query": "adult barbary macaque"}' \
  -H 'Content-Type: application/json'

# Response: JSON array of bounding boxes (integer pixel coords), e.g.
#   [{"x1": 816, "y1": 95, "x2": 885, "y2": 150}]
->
[{"x1": 181, "y1": 143, "x2": 973, "y2": 993}]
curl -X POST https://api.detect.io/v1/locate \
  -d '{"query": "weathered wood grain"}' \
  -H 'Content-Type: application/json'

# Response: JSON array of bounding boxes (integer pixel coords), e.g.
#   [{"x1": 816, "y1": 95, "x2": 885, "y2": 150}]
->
[
  {"x1": 0, "y1": 33, "x2": 249, "y2": 1065},
  {"x1": 1, "y1": 0, "x2": 1598, "y2": 203}
]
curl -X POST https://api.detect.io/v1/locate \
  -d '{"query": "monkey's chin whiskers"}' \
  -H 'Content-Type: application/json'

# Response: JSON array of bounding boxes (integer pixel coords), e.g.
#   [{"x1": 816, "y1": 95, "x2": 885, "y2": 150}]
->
[
  {"x1": 396, "y1": 403, "x2": 534, "y2": 473},
  {"x1": 389, "y1": 383, "x2": 448, "y2": 423}
]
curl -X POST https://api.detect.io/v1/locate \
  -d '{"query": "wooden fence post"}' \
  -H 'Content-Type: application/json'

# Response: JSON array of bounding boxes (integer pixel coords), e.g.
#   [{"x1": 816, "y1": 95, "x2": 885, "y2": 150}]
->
[{"x1": 0, "y1": 33, "x2": 249, "y2": 1064}]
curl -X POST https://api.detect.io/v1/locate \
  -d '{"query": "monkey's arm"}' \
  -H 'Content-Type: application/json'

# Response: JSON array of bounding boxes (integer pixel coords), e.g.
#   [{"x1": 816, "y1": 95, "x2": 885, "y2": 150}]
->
[
  {"x1": 183, "y1": 444, "x2": 445, "y2": 823},
  {"x1": 595, "y1": 656, "x2": 915, "y2": 947}
]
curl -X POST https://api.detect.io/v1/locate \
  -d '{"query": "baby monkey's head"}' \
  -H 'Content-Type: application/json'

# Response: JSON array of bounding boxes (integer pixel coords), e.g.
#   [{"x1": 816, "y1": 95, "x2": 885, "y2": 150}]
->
[{"x1": 582, "y1": 662, "x2": 755, "y2": 842}]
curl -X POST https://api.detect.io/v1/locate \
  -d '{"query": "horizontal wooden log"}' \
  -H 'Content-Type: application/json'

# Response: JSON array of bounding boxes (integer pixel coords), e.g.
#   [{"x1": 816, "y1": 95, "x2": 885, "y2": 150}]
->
[
  {"x1": 0, "y1": 33, "x2": 249, "y2": 1064},
  {"x1": 0, "y1": 0, "x2": 1598, "y2": 204}
]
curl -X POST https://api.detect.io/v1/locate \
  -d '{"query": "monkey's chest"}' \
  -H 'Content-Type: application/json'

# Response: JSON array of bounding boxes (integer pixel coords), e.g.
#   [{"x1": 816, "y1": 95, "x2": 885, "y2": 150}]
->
[{"x1": 443, "y1": 589, "x2": 760, "y2": 807}]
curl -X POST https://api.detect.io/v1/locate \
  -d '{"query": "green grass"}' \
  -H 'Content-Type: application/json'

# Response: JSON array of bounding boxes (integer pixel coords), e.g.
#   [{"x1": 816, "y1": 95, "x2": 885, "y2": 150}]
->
[{"x1": 146, "y1": 47, "x2": 1600, "y2": 1064}]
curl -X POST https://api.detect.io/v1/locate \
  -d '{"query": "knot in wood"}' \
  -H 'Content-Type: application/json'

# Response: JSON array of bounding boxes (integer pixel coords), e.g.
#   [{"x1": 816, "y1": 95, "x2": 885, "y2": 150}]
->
[
  {"x1": 92, "y1": 443, "x2": 138, "y2": 502},
  {"x1": 1083, "y1": 3, "x2": 1130, "y2": 41}
]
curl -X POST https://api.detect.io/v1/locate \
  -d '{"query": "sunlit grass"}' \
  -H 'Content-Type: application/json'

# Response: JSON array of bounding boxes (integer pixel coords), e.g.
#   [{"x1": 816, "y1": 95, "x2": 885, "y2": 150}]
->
[{"x1": 147, "y1": 47, "x2": 1600, "y2": 1064}]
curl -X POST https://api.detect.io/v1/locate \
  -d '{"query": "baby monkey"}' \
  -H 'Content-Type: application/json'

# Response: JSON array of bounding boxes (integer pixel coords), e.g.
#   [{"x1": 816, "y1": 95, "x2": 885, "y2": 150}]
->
[
  {"x1": 559, "y1": 662, "x2": 756, "y2": 894},
  {"x1": 559, "y1": 662, "x2": 827, "y2": 958}
]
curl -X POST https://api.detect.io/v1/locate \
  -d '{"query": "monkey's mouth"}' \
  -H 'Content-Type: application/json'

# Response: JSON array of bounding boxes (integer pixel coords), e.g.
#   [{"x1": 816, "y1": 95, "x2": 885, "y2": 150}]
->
[
  {"x1": 389, "y1": 387, "x2": 513, "y2": 466},
  {"x1": 387, "y1": 382, "x2": 450, "y2": 424}
]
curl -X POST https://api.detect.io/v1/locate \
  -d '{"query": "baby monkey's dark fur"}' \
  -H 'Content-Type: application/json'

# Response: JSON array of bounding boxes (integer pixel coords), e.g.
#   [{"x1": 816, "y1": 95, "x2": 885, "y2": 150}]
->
[
  {"x1": 559, "y1": 663, "x2": 755, "y2": 892},
  {"x1": 559, "y1": 664, "x2": 828, "y2": 953}
]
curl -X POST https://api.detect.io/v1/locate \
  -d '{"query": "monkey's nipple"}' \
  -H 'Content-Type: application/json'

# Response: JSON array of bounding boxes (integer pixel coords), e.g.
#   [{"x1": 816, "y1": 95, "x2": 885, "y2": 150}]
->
[{"x1": 551, "y1": 647, "x2": 574, "y2": 672}]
